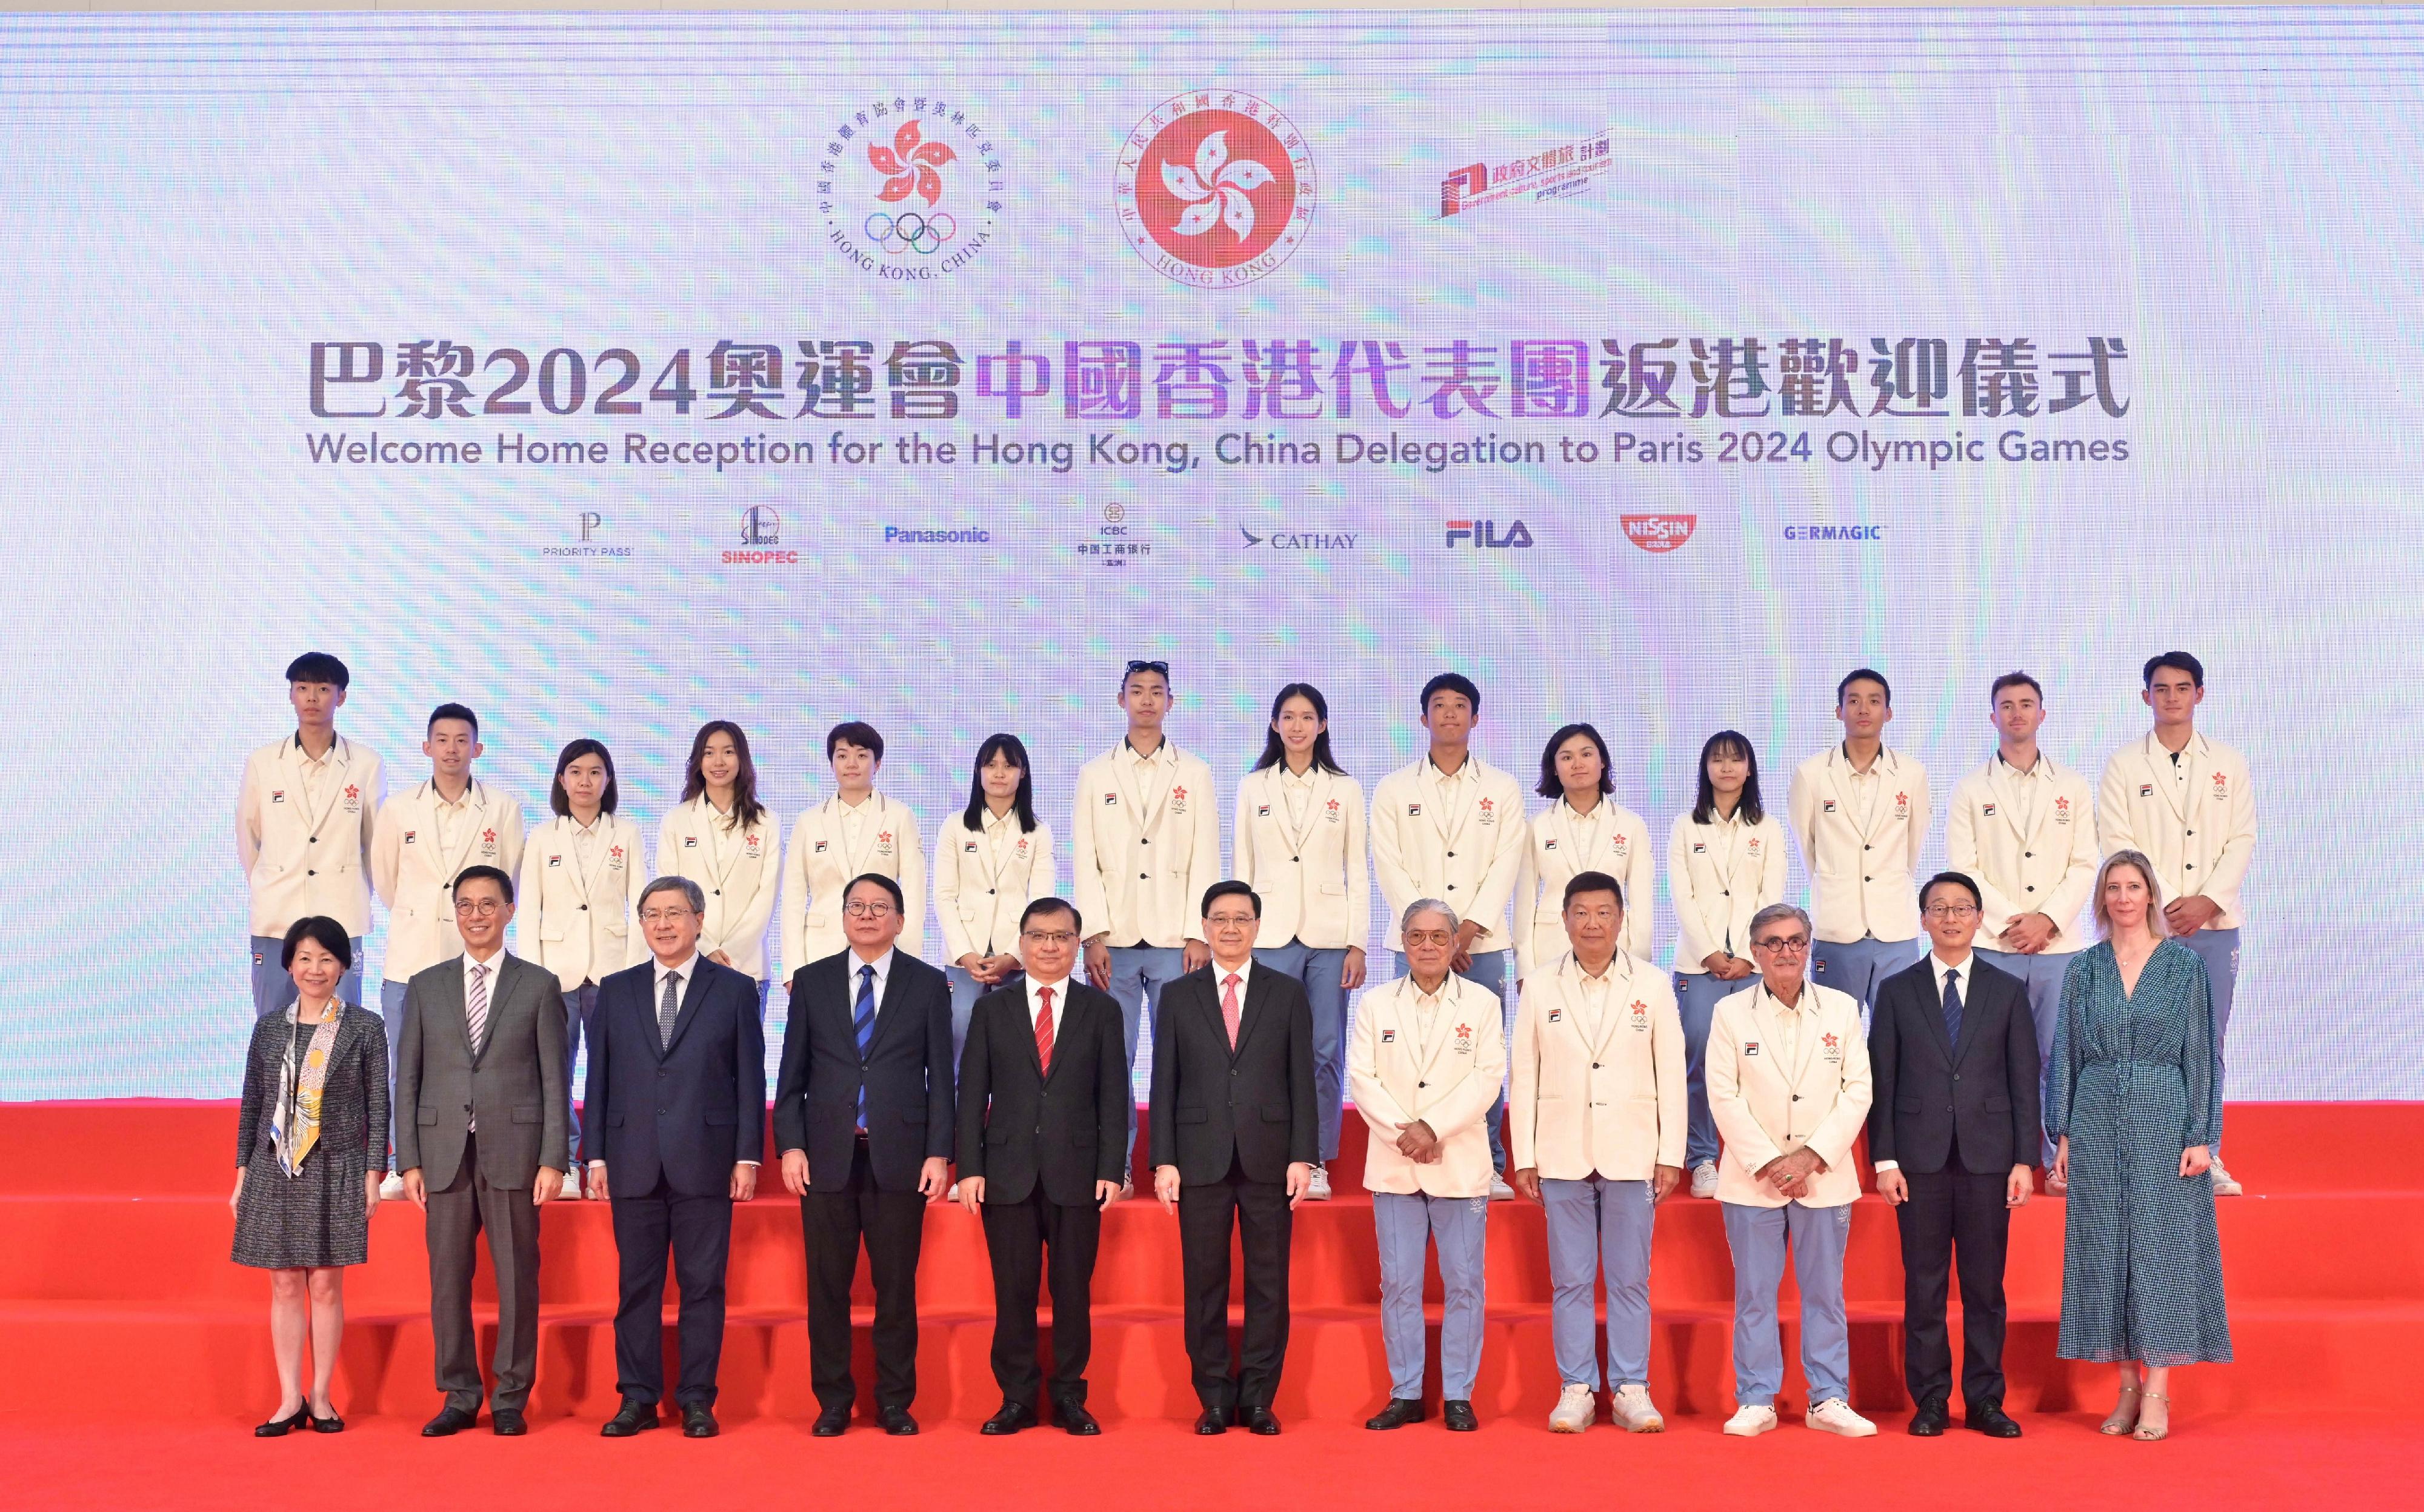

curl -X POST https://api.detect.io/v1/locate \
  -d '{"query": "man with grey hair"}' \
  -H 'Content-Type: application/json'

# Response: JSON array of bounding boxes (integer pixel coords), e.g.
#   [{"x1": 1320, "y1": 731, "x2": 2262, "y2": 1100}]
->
[
  {"x1": 1706, "y1": 900, "x2": 1876, "y2": 1439},
  {"x1": 1349, "y1": 898, "x2": 1505, "y2": 1431},
  {"x1": 583, "y1": 875, "x2": 766, "y2": 1439}
]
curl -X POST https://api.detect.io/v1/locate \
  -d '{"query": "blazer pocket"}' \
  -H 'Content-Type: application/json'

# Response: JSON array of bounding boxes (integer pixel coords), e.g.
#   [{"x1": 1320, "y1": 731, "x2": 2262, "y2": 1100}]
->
[
  {"x1": 416, "y1": 1107, "x2": 440, "y2": 1126},
  {"x1": 511, "y1": 1105, "x2": 542, "y2": 1124},
  {"x1": 1260, "y1": 1104, "x2": 1290, "y2": 1122},
  {"x1": 1318, "y1": 882, "x2": 1345, "y2": 896},
  {"x1": 703, "y1": 1110, "x2": 738, "y2": 1126},
  {"x1": 1176, "y1": 1108, "x2": 1209, "y2": 1124},
  {"x1": 1630, "y1": 1092, "x2": 1659, "y2": 1102}
]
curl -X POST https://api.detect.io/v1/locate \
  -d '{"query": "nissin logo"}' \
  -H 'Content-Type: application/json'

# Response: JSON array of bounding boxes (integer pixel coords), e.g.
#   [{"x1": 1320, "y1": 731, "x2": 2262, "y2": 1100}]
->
[
  {"x1": 1622, "y1": 514, "x2": 1697, "y2": 553},
  {"x1": 1445, "y1": 519, "x2": 1534, "y2": 548}
]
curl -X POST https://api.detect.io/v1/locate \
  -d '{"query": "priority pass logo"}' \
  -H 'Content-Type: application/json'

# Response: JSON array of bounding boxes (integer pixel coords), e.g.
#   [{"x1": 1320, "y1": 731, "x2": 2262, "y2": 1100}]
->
[
  {"x1": 819, "y1": 96, "x2": 1004, "y2": 279},
  {"x1": 1622, "y1": 514, "x2": 1697, "y2": 553},
  {"x1": 1117, "y1": 91, "x2": 1315, "y2": 288}
]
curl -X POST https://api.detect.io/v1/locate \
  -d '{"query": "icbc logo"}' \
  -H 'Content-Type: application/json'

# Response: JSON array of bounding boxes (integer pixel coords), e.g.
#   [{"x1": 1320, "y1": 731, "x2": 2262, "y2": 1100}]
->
[
  {"x1": 1116, "y1": 91, "x2": 1315, "y2": 288},
  {"x1": 1622, "y1": 514, "x2": 1697, "y2": 553}
]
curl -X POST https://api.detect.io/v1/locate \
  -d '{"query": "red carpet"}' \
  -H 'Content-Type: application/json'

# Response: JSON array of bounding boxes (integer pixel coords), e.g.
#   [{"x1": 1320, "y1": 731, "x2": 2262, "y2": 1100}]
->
[{"x1": 2, "y1": 1098, "x2": 2417, "y2": 1492}]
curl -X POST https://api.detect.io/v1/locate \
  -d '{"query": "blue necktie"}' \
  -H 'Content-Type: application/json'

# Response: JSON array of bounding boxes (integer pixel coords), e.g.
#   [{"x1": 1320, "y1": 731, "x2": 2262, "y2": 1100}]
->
[
  {"x1": 1942, "y1": 967, "x2": 1964, "y2": 1051},
  {"x1": 854, "y1": 964, "x2": 877, "y2": 1128}
]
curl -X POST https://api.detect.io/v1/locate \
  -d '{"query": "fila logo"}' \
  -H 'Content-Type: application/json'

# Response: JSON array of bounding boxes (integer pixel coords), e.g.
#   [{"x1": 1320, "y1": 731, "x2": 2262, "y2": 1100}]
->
[
  {"x1": 1380, "y1": 1028, "x2": 1396, "y2": 1044},
  {"x1": 964, "y1": 841, "x2": 980, "y2": 853},
  {"x1": 2140, "y1": 784, "x2": 2154, "y2": 798},
  {"x1": 1407, "y1": 804, "x2": 1423, "y2": 817},
  {"x1": 1821, "y1": 799, "x2": 1838, "y2": 814},
  {"x1": 548, "y1": 854, "x2": 562, "y2": 867},
  {"x1": 1103, "y1": 793, "x2": 1119, "y2": 805},
  {"x1": 1543, "y1": 839, "x2": 1559, "y2": 850},
  {"x1": 1982, "y1": 804, "x2": 1997, "y2": 816},
  {"x1": 684, "y1": 836, "x2": 699, "y2": 848},
  {"x1": 814, "y1": 840, "x2": 828, "y2": 853},
  {"x1": 1257, "y1": 805, "x2": 1271, "y2": 818},
  {"x1": 1444, "y1": 518, "x2": 1534, "y2": 548}
]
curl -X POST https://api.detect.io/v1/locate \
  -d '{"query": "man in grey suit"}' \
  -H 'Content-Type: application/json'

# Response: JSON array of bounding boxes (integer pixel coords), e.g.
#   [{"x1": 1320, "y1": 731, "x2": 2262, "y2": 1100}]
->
[{"x1": 395, "y1": 864, "x2": 568, "y2": 1437}]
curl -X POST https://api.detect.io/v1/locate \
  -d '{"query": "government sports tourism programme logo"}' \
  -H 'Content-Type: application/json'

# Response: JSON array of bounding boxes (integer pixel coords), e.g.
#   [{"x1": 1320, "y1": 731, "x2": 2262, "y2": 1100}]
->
[
  {"x1": 1622, "y1": 514, "x2": 1697, "y2": 553},
  {"x1": 819, "y1": 97, "x2": 1004, "y2": 279},
  {"x1": 1116, "y1": 91, "x2": 1316, "y2": 288},
  {"x1": 1439, "y1": 128, "x2": 1614, "y2": 218}
]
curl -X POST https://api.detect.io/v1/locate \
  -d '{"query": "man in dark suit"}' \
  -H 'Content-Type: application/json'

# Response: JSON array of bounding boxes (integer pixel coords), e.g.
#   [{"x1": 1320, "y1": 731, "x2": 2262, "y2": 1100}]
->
[
  {"x1": 582, "y1": 876, "x2": 767, "y2": 1440},
  {"x1": 1868, "y1": 870, "x2": 2040, "y2": 1440},
  {"x1": 774, "y1": 872, "x2": 954, "y2": 1437},
  {"x1": 1149, "y1": 880, "x2": 1317, "y2": 1436},
  {"x1": 955, "y1": 898, "x2": 1128, "y2": 1437},
  {"x1": 395, "y1": 864, "x2": 567, "y2": 1437}
]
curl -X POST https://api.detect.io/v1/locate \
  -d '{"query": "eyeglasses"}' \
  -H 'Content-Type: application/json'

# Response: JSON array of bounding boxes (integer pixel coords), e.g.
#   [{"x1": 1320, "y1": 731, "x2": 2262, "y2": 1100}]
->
[
  {"x1": 639, "y1": 907, "x2": 697, "y2": 924},
  {"x1": 1021, "y1": 929, "x2": 1079, "y2": 946},
  {"x1": 1204, "y1": 912, "x2": 1257, "y2": 929},
  {"x1": 1402, "y1": 928, "x2": 1457, "y2": 948},
  {"x1": 452, "y1": 898, "x2": 504, "y2": 916},
  {"x1": 1750, "y1": 936, "x2": 1811, "y2": 954},
  {"x1": 1125, "y1": 659, "x2": 1170, "y2": 678},
  {"x1": 844, "y1": 900, "x2": 897, "y2": 918},
  {"x1": 1924, "y1": 903, "x2": 1982, "y2": 919}
]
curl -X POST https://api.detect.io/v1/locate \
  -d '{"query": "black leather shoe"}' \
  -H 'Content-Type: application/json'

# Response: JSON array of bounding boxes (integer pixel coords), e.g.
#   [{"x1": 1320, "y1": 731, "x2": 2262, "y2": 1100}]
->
[
  {"x1": 1365, "y1": 1399, "x2": 1427, "y2": 1431},
  {"x1": 1194, "y1": 1406, "x2": 1230, "y2": 1436},
  {"x1": 879, "y1": 1405, "x2": 919, "y2": 1437},
  {"x1": 1907, "y1": 1397, "x2": 1950, "y2": 1437},
  {"x1": 1053, "y1": 1399, "x2": 1101, "y2": 1436},
  {"x1": 255, "y1": 1403, "x2": 310, "y2": 1438},
  {"x1": 981, "y1": 1402, "x2": 1036, "y2": 1436},
  {"x1": 1966, "y1": 1401, "x2": 2023, "y2": 1438},
  {"x1": 1245, "y1": 1405, "x2": 1281, "y2": 1436},
  {"x1": 811, "y1": 1404, "x2": 850, "y2": 1437},
  {"x1": 422, "y1": 1404, "x2": 478, "y2": 1437},
  {"x1": 1442, "y1": 1400, "x2": 1479, "y2": 1433},
  {"x1": 599, "y1": 1399, "x2": 662, "y2": 1437},
  {"x1": 490, "y1": 1408, "x2": 526, "y2": 1437},
  {"x1": 681, "y1": 1402, "x2": 718, "y2": 1438},
  {"x1": 308, "y1": 1404, "x2": 345, "y2": 1434}
]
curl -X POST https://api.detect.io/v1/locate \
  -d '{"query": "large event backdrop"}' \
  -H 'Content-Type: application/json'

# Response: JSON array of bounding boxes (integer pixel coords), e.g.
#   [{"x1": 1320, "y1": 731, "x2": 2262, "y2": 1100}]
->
[{"x1": 0, "y1": 9, "x2": 2416, "y2": 1101}]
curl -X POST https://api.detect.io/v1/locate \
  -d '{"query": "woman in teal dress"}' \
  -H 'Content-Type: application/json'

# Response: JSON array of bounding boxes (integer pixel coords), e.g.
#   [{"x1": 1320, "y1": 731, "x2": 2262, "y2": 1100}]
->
[{"x1": 2046, "y1": 850, "x2": 2229, "y2": 1442}]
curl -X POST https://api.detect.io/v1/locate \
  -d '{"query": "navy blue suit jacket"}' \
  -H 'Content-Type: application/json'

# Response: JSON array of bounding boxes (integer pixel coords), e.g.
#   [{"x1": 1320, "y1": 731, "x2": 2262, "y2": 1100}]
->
[
  {"x1": 772, "y1": 948, "x2": 955, "y2": 1193},
  {"x1": 580, "y1": 954, "x2": 767, "y2": 1197}
]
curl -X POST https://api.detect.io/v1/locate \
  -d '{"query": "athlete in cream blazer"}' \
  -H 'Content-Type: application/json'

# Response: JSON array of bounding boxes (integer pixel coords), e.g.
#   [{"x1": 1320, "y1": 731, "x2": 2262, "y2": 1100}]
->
[
  {"x1": 518, "y1": 811, "x2": 648, "y2": 992},
  {"x1": 1705, "y1": 977, "x2": 1873, "y2": 1208},
  {"x1": 2095, "y1": 732, "x2": 2257, "y2": 932},
  {"x1": 1508, "y1": 952, "x2": 1686, "y2": 1181},
  {"x1": 1368, "y1": 756, "x2": 1529, "y2": 957},
  {"x1": 238, "y1": 733, "x2": 384, "y2": 943},
  {"x1": 370, "y1": 777, "x2": 527, "y2": 983},
  {"x1": 1786, "y1": 744, "x2": 1930, "y2": 950},
  {"x1": 933, "y1": 809, "x2": 1054, "y2": 969},
  {"x1": 1350, "y1": 971, "x2": 1506, "y2": 1197},
  {"x1": 781, "y1": 792, "x2": 926, "y2": 973},
  {"x1": 657, "y1": 796, "x2": 782, "y2": 984},
  {"x1": 1513, "y1": 797, "x2": 1654, "y2": 979},
  {"x1": 1669, "y1": 810, "x2": 1790, "y2": 984},
  {"x1": 1070, "y1": 739, "x2": 1221, "y2": 954},
  {"x1": 1948, "y1": 754, "x2": 2099, "y2": 953},
  {"x1": 1233, "y1": 764, "x2": 1370, "y2": 954}
]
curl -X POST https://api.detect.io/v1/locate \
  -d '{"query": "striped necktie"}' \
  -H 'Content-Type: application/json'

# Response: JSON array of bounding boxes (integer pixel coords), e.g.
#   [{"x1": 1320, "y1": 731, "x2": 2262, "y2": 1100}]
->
[
  {"x1": 658, "y1": 968, "x2": 681, "y2": 1050},
  {"x1": 854, "y1": 964, "x2": 878, "y2": 1127},
  {"x1": 465, "y1": 962, "x2": 489, "y2": 1132}
]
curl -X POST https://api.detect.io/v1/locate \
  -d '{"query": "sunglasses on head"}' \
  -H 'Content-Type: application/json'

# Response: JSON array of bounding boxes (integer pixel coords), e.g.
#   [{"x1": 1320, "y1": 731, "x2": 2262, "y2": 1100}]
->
[{"x1": 1125, "y1": 659, "x2": 1170, "y2": 677}]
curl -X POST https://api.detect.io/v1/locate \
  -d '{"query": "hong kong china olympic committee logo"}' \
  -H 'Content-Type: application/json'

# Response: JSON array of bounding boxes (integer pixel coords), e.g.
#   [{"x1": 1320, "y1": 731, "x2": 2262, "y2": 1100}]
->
[
  {"x1": 819, "y1": 98, "x2": 1004, "y2": 278},
  {"x1": 1116, "y1": 91, "x2": 1316, "y2": 287}
]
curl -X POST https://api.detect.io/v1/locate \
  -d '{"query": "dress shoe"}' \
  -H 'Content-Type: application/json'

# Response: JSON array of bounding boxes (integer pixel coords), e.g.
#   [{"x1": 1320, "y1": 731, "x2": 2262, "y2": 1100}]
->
[
  {"x1": 1966, "y1": 1401, "x2": 2023, "y2": 1438},
  {"x1": 879, "y1": 1405, "x2": 919, "y2": 1437},
  {"x1": 599, "y1": 1399, "x2": 662, "y2": 1437},
  {"x1": 981, "y1": 1402, "x2": 1036, "y2": 1436},
  {"x1": 1052, "y1": 1400, "x2": 1101, "y2": 1436},
  {"x1": 681, "y1": 1403, "x2": 719, "y2": 1438},
  {"x1": 1245, "y1": 1405, "x2": 1282, "y2": 1436},
  {"x1": 1365, "y1": 1398, "x2": 1427, "y2": 1431},
  {"x1": 308, "y1": 1404, "x2": 345, "y2": 1434},
  {"x1": 1442, "y1": 1400, "x2": 1479, "y2": 1433},
  {"x1": 422, "y1": 1404, "x2": 479, "y2": 1437},
  {"x1": 1194, "y1": 1406, "x2": 1230, "y2": 1436},
  {"x1": 811, "y1": 1404, "x2": 851, "y2": 1437},
  {"x1": 254, "y1": 1403, "x2": 310, "y2": 1438},
  {"x1": 490, "y1": 1409, "x2": 527, "y2": 1437},
  {"x1": 1908, "y1": 1397, "x2": 1950, "y2": 1437}
]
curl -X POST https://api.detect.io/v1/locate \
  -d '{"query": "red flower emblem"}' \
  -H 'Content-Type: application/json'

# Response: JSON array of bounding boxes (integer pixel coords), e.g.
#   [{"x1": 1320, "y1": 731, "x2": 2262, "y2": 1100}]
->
[
  {"x1": 1894, "y1": 791, "x2": 1908, "y2": 807},
  {"x1": 869, "y1": 118, "x2": 956, "y2": 206},
  {"x1": 1630, "y1": 999, "x2": 1648, "y2": 1019},
  {"x1": 481, "y1": 828, "x2": 496, "y2": 844},
  {"x1": 1325, "y1": 799, "x2": 1340, "y2": 814},
  {"x1": 1822, "y1": 1031, "x2": 1840, "y2": 1050},
  {"x1": 1479, "y1": 798, "x2": 1494, "y2": 811},
  {"x1": 609, "y1": 845, "x2": 624, "y2": 860},
  {"x1": 877, "y1": 830, "x2": 893, "y2": 844},
  {"x1": 1454, "y1": 1023, "x2": 1471, "y2": 1039},
  {"x1": 1172, "y1": 786, "x2": 1188, "y2": 801},
  {"x1": 2055, "y1": 797, "x2": 2071, "y2": 813},
  {"x1": 343, "y1": 785, "x2": 358, "y2": 800}
]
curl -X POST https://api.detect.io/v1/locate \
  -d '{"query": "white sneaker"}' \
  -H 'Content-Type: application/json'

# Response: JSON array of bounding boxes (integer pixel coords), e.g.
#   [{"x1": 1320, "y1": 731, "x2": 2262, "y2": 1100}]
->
[
  {"x1": 558, "y1": 1167, "x2": 582, "y2": 1200},
  {"x1": 1805, "y1": 1398, "x2": 1877, "y2": 1437},
  {"x1": 1610, "y1": 1384, "x2": 1665, "y2": 1433},
  {"x1": 2209, "y1": 1160, "x2": 2243, "y2": 1197},
  {"x1": 1690, "y1": 1161, "x2": 1719, "y2": 1199},
  {"x1": 379, "y1": 1173, "x2": 405, "y2": 1201},
  {"x1": 945, "y1": 1181, "x2": 960, "y2": 1202},
  {"x1": 1488, "y1": 1174, "x2": 1516, "y2": 1201},
  {"x1": 1723, "y1": 1404, "x2": 1779, "y2": 1437},
  {"x1": 1547, "y1": 1383, "x2": 1596, "y2": 1433},
  {"x1": 1305, "y1": 1165, "x2": 1332, "y2": 1201}
]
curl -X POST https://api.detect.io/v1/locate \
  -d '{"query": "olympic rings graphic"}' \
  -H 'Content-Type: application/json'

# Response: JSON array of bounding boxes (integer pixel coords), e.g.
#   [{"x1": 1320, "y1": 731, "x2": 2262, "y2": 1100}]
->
[{"x1": 864, "y1": 210, "x2": 959, "y2": 256}]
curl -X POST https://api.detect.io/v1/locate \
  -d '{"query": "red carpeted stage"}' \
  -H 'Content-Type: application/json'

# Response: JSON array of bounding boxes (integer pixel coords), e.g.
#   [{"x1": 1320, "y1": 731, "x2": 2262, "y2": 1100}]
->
[{"x1": 5, "y1": 1099, "x2": 2420, "y2": 1508}]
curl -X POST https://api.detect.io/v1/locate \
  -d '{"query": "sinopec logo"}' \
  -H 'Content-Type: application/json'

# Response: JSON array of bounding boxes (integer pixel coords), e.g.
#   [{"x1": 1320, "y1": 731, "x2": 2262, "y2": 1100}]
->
[{"x1": 1622, "y1": 514, "x2": 1697, "y2": 553}]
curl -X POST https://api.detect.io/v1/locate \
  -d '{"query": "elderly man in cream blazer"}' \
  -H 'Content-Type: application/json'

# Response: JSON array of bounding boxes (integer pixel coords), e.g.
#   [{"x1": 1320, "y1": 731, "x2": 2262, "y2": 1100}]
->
[
  {"x1": 1348, "y1": 899, "x2": 1505, "y2": 1434},
  {"x1": 1707, "y1": 902, "x2": 1876, "y2": 1439},
  {"x1": 1508, "y1": 871, "x2": 1684, "y2": 1434}
]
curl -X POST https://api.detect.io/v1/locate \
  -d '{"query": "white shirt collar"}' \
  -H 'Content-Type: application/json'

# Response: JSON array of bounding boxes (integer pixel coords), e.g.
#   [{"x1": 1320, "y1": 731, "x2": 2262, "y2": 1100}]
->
[
  {"x1": 1929, "y1": 952, "x2": 1975, "y2": 992},
  {"x1": 1211, "y1": 957, "x2": 1253, "y2": 997},
  {"x1": 847, "y1": 947, "x2": 897, "y2": 1001},
  {"x1": 654, "y1": 951, "x2": 702, "y2": 987},
  {"x1": 1025, "y1": 973, "x2": 1072, "y2": 1025},
  {"x1": 462, "y1": 947, "x2": 505, "y2": 986}
]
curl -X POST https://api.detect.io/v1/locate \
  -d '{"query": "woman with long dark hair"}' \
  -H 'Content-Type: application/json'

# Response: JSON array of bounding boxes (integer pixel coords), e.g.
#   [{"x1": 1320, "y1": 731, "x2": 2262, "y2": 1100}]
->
[{"x1": 658, "y1": 721, "x2": 782, "y2": 1014}]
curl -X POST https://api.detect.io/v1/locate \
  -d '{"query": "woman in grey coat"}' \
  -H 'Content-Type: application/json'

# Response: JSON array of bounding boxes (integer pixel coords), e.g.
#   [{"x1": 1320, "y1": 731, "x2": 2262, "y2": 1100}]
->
[
  {"x1": 231, "y1": 916, "x2": 388, "y2": 1436},
  {"x1": 2046, "y1": 851, "x2": 2230, "y2": 1442}
]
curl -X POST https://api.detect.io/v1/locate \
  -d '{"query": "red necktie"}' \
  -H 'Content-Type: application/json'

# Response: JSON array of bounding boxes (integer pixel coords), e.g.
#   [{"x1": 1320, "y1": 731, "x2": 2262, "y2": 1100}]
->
[
  {"x1": 1034, "y1": 987, "x2": 1055, "y2": 1076},
  {"x1": 1222, "y1": 973, "x2": 1242, "y2": 1049}
]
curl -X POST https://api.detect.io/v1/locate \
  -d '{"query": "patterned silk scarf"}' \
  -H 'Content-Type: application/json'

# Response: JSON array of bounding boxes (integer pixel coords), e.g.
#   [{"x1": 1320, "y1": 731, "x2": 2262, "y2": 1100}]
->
[{"x1": 271, "y1": 1004, "x2": 344, "y2": 1177}]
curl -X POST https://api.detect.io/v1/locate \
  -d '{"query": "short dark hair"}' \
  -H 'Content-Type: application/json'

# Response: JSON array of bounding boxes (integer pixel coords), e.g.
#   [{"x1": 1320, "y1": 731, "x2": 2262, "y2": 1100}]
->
[
  {"x1": 550, "y1": 738, "x2": 620, "y2": 817},
  {"x1": 1202, "y1": 879, "x2": 1261, "y2": 918},
  {"x1": 827, "y1": 720, "x2": 885, "y2": 763},
  {"x1": 284, "y1": 652, "x2": 350, "y2": 689},
  {"x1": 281, "y1": 915, "x2": 355, "y2": 972},
  {"x1": 1419, "y1": 673, "x2": 1480, "y2": 717},
  {"x1": 1837, "y1": 668, "x2": 1891, "y2": 706},
  {"x1": 1562, "y1": 870, "x2": 1625, "y2": 911},
  {"x1": 428, "y1": 702, "x2": 479, "y2": 736},
  {"x1": 1120, "y1": 658, "x2": 1171, "y2": 692},
  {"x1": 452, "y1": 864, "x2": 515, "y2": 905},
  {"x1": 844, "y1": 871, "x2": 906, "y2": 913},
  {"x1": 2143, "y1": 651, "x2": 2205, "y2": 688},
  {"x1": 1989, "y1": 671, "x2": 2043, "y2": 705},
  {"x1": 1019, "y1": 897, "x2": 1080, "y2": 935},
  {"x1": 1920, "y1": 870, "x2": 1983, "y2": 911},
  {"x1": 1537, "y1": 722, "x2": 1614, "y2": 800}
]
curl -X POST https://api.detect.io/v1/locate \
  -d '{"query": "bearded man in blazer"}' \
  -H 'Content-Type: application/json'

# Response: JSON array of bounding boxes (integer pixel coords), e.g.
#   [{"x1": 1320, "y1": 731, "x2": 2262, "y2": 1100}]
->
[{"x1": 1868, "y1": 871, "x2": 2039, "y2": 1439}]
